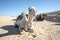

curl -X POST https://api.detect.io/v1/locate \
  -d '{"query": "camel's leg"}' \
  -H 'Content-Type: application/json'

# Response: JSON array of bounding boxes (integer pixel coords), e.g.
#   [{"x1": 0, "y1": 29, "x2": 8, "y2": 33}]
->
[
  {"x1": 24, "y1": 22, "x2": 29, "y2": 32},
  {"x1": 24, "y1": 27, "x2": 28, "y2": 32},
  {"x1": 19, "y1": 26, "x2": 23, "y2": 35},
  {"x1": 27, "y1": 22, "x2": 34, "y2": 33},
  {"x1": 15, "y1": 23, "x2": 19, "y2": 28},
  {"x1": 28, "y1": 21, "x2": 32, "y2": 29}
]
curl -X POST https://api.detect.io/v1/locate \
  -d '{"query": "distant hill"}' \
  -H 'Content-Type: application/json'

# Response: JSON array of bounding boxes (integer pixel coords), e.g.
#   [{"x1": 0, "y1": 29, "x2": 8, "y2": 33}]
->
[
  {"x1": 46, "y1": 10, "x2": 60, "y2": 16},
  {"x1": 44, "y1": 10, "x2": 60, "y2": 22}
]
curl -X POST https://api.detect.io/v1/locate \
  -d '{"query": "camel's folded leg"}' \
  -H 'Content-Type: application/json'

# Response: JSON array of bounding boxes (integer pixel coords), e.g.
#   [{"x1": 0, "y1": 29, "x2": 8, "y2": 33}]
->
[
  {"x1": 24, "y1": 24, "x2": 34, "y2": 33},
  {"x1": 24, "y1": 23, "x2": 29, "y2": 32},
  {"x1": 27, "y1": 22, "x2": 34, "y2": 33},
  {"x1": 19, "y1": 26, "x2": 23, "y2": 35}
]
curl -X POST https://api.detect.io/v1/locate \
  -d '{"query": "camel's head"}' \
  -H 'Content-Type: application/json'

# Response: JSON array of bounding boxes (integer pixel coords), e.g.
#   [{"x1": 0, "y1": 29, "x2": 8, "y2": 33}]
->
[{"x1": 28, "y1": 7, "x2": 36, "y2": 16}]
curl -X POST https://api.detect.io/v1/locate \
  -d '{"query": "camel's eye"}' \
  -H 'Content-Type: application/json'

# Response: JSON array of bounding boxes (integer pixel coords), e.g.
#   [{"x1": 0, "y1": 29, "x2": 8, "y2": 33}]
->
[{"x1": 29, "y1": 9, "x2": 35, "y2": 12}]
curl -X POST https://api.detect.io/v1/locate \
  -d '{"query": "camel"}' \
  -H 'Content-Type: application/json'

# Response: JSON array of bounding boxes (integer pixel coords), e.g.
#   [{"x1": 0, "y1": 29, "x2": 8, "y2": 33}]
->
[
  {"x1": 15, "y1": 13, "x2": 28, "y2": 28},
  {"x1": 36, "y1": 14, "x2": 47, "y2": 21},
  {"x1": 27, "y1": 7, "x2": 36, "y2": 32},
  {"x1": 15, "y1": 7, "x2": 36, "y2": 34},
  {"x1": 15, "y1": 12, "x2": 28, "y2": 34}
]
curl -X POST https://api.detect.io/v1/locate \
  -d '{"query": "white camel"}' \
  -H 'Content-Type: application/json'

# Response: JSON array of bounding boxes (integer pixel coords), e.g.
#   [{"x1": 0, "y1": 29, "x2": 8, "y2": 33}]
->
[
  {"x1": 15, "y1": 7, "x2": 36, "y2": 34},
  {"x1": 27, "y1": 7, "x2": 36, "y2": 32},
  {"x1": 15, "y1": 12, "x2": 28, "y2": 34}
]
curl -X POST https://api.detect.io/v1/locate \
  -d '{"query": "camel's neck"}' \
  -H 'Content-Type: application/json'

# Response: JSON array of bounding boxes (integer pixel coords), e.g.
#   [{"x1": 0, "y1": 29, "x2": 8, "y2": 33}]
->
[{"x1": 28, "y1": 14, "x2": 34, "y2": 22}]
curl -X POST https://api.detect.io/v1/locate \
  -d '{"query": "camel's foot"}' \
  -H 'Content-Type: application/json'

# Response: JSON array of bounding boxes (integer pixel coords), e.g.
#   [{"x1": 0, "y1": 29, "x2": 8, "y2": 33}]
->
[
  {"x1": 19, "y1": 32, "x2": 24, "y2": 35},
  {"x1": 19, "y1": 28, "x2": 24, "y2": 35},
  {"x1": 24, "y1": 28, "x2": 29, "y2": 32},
  {"x1": 24, "y1": 28, "x2": 34, "y2": 33},
  {"x1": 28, "y1": 29, "x2": 34, "y2": 33}
]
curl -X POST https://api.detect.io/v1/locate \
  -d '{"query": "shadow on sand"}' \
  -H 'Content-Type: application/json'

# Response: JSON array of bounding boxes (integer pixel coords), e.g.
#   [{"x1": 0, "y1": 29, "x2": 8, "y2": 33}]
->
[
  {"x1": 0, "y1": 25, "x2": 22, "y2": 37},
  {"x1": 54, "y1": 24, "x2": 60, "y2": 25}
]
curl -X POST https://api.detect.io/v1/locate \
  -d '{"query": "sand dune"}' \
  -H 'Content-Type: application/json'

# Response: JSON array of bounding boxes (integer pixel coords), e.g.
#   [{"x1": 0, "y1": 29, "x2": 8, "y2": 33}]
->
[{"x1": 0, "y1": 16, "x2": 60, "y2": 40}]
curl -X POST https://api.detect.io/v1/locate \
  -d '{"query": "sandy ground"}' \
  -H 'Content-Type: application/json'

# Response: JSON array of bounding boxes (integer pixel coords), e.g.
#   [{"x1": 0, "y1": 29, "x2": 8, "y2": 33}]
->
[{"x1": 0, "y1": 16, "x2": 60, "y2": 40}]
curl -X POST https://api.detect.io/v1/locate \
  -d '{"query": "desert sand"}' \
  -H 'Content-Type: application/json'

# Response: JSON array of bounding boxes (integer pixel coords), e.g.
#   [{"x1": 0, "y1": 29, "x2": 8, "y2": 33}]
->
[{"x1": 0, "y1": 16, "x2": 60, "y2": 40}]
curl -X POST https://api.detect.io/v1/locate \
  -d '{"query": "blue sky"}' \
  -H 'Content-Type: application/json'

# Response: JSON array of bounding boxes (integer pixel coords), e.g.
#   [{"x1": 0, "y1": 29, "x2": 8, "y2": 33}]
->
[{"x1": 0, "y1": 0, "x2": 60, "y2": 16}]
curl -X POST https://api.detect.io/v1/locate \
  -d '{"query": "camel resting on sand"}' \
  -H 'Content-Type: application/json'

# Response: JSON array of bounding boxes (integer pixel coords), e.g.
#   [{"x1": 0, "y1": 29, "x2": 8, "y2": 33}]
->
[
  {"x1": 15, "y1": 12, "x2": 29, "y2": 34},
  {"x1": 14, "y1": 7, "x2": 36, "y2": 34}
]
